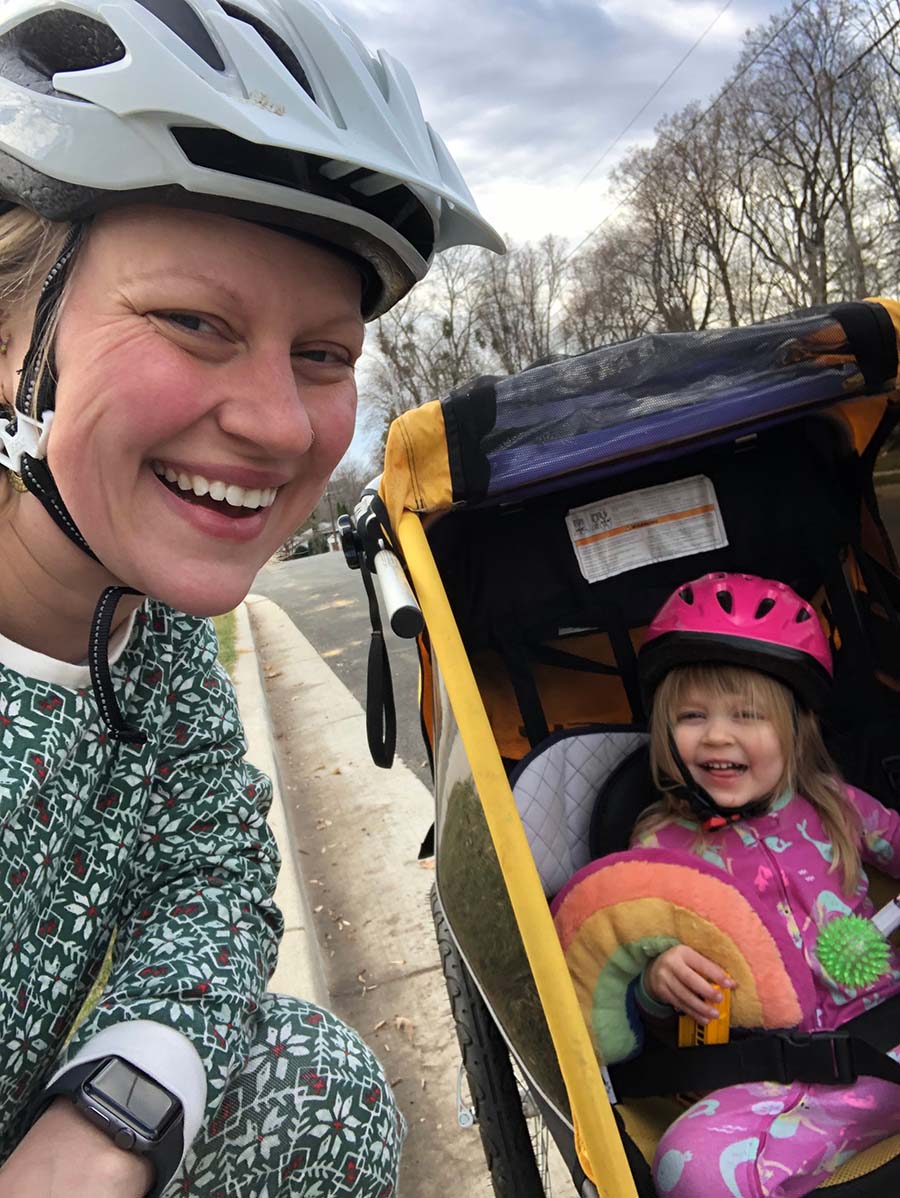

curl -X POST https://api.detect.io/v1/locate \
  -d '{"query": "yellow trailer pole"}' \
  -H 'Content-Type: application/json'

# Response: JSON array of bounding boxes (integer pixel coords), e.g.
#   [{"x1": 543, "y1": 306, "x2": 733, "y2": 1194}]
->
[{"x1": 398, "y1": 510, "x2": 636, "y2": 1198}]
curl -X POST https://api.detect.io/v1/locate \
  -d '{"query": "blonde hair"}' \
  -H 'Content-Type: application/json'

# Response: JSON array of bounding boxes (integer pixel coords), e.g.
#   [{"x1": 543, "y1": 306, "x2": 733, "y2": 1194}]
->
[
  {"x1": 635, "y1": 663, "x2": 862, "y2": 893},
  {"x1": 0, "y1": 208, "x2": 75, "y2": 500}
]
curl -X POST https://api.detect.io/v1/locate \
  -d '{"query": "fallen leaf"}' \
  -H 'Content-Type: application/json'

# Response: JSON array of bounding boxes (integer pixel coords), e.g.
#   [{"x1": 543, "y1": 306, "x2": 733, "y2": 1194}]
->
[{"x1": 393, "y1": 1016, "x2": 415, "y2": 1043}]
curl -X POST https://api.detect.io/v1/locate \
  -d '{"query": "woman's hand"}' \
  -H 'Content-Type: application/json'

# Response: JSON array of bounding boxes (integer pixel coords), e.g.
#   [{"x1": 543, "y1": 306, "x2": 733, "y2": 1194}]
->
[
  {"x1": 0, "y1": 1099, "x2": 153, "y2": 1198},
  {"x1": 644, "y1": 946, "x2": 736, "y2": 1024}
]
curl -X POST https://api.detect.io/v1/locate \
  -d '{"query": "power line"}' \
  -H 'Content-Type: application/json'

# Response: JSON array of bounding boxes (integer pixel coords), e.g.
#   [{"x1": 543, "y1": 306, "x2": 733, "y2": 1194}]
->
[
  {"x1": 836, "y1": 7, "x2": 900, "y2": 79},
  {"x1": 575, "y1": 0, "x2": 735, "y2": 190},
  {"x1": 563, "y1": 0, "x2": 817, "y2": 264}
]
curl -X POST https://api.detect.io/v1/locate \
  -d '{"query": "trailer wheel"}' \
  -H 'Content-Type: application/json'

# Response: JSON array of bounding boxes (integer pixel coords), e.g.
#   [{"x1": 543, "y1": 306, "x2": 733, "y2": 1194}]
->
[{"x1": 432, "y1": 884, "x2": 550, "y2": 1198}]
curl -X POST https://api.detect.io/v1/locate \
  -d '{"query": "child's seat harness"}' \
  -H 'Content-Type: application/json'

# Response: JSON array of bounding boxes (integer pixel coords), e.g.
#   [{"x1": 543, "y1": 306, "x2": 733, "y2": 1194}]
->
[{"x1": 609, "y1": 993, "x2": 900, "y2": 1098}]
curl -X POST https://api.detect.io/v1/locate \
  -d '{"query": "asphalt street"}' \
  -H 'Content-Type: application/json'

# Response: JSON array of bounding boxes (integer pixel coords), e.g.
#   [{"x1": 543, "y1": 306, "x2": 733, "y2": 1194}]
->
[{"x1": 253, "y1": 551, "x2": 432, "y2": 790}]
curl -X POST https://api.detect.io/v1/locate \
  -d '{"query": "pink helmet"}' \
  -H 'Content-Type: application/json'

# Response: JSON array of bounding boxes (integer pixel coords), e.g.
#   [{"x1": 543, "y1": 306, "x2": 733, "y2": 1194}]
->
[{"x1": 639, "y1": 573, "x2": 833, "y2": 710}]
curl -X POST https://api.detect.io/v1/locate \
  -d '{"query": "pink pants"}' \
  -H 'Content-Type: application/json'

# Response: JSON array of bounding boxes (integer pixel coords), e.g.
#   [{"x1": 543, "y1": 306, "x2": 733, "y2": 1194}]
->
[{"x1": 652, "y1": 1045, "x2": 900, "y2": 1198}]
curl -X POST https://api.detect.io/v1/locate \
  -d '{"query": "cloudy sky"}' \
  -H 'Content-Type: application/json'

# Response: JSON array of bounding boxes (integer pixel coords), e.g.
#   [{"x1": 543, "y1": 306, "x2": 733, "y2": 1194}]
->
[
  {"x1": 328, "y1": 0, "x2": 790, "y2": 246},
  {"x1": 328, "y1": 0, "x2": 792, "y2": 462}
]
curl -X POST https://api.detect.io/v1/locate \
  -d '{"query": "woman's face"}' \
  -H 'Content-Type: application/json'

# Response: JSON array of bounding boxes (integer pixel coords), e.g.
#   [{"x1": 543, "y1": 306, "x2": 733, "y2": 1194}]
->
[{"x1": 45, "y1": 206, "x2": 364, "y2": 614}]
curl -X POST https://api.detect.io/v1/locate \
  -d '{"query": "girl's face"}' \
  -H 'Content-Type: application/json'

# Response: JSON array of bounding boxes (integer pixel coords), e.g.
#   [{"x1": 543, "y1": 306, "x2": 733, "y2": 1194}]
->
[
  {"x1": 42, "y1": 206, "x2": 365, "y2": 615},
  {"x1": 672, "y1": 684, "x2": 787, "y2": 810}
]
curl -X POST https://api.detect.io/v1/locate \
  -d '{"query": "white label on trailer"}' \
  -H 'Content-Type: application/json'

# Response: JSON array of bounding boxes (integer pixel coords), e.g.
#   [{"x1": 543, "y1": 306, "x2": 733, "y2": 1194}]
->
[{"x1": 566, "y1": 475, "x2": 728, "y2": 583}]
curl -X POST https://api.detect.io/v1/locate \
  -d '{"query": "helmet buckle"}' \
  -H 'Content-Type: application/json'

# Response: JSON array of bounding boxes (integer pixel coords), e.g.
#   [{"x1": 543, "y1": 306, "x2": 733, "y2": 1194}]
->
[{"x1": 0, "y1": 409, "x2": 54, "y2": 473}]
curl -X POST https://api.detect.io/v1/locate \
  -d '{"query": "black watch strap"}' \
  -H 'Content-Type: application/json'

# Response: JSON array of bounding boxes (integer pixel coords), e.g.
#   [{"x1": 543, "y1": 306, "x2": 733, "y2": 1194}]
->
[{"x1": 28, "y1": 1057, "x2": 184, "y2": 1198}]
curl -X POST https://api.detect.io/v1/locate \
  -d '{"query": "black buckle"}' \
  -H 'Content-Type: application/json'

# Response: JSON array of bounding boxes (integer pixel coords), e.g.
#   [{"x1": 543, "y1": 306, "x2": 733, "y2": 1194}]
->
[{"x1": 775, "y1": 1031, "x2": 857, "y2": 1086}]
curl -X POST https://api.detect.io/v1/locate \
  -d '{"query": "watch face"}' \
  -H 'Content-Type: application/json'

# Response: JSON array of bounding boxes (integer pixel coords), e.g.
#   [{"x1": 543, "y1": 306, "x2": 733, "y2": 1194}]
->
[{"x1": 85, "y1": 1060, "x2": 179, "y2": 1139}]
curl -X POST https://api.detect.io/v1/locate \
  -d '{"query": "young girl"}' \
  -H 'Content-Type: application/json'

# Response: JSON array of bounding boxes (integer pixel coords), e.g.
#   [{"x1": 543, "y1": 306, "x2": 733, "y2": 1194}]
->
[{"x1": 633, "y1": 572, "x2": 900, "y2": 1198}]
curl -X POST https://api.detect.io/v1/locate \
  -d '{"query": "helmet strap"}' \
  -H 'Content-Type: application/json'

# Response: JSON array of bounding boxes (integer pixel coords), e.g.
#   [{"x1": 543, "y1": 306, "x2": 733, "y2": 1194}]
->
[
  {"x1": 2, "y1": 223, "x2": 145, "y2": 745},
  {"x1": 666, "y1": 734, "x2": 766, "y2": 830}
]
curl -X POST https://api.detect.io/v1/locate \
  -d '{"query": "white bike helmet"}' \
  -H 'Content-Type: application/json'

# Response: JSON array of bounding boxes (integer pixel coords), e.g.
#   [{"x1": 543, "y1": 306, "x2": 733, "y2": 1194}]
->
[{"x1": 0, "y1": 0, "x2": 503, "y2": 317}]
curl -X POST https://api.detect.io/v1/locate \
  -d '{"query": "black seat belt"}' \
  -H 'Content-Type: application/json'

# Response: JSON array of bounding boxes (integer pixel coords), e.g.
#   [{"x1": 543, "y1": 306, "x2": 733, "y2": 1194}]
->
[{"x1": 609, "y1": 992, "x2": 900, "y2": 1098}]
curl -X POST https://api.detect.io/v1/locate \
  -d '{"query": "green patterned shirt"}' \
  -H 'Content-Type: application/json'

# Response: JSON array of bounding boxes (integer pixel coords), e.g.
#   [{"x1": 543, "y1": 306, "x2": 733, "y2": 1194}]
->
[{"x1": 0, "y1": 600, "x2": 282, "y2": 1155}]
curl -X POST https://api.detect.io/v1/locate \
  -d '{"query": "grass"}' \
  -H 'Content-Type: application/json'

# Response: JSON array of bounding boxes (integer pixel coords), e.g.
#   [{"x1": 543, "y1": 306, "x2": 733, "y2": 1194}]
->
[{"x1": 213, "y1": 609, "x2": 238, "y2": 677}]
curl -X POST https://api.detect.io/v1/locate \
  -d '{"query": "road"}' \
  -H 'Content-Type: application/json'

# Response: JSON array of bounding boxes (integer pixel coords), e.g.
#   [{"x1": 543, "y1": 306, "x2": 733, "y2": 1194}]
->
[{"x1": 253, "y1": 551, "x2": 431, "y2": 788}]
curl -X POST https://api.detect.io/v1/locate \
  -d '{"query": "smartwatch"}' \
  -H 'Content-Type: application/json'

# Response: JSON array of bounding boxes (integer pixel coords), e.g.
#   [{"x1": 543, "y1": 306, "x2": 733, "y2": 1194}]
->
[{"x1": 30, "y1": 1056, "x2": 185, "y2": 1198}]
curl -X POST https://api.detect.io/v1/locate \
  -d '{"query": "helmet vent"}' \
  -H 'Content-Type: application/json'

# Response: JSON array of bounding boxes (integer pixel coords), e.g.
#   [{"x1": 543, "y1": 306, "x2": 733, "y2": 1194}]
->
[
  {"x1": 715, "y1": 590, "x2": 733, "y2": 614},
  {"x1": 219, "y1": 4, "x2": 314, "y2": 99},
  {"x1": 135, "y1": 0, "x2": 225, "y2": 71},
  {"x1": 2, "y1": 13, "x2": 125, "y2": 81},
  {"x1": 170, "y1": 127, "x2": 435, "y2": 261},
  {"x1": 678, "y1": 586, "x2": 694, "y2": 605},
  {"x1": 755, "y1": 597, "x2": 776, "y2": 619},
  {"x1": 795, "y1": 608, "x2": 812, "y2": 623}
]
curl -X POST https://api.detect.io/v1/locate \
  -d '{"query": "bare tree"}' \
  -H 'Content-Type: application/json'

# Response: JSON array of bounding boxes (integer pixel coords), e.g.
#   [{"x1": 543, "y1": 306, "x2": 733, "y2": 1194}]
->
[
  {"x1": 472, "y1": 235, "x2": 570, "y2": 373},
  {"x1": 726, "y1": 0, "x2": 877, "y2": 307},
  {"x1": 561, "y1": 224, "x2": 660, "y2": 350},
  {"x1": 327, "y1": 456, "x2": 379, "y2": 514},
  {"x1": 366, "y1": 246, "x2": 494, "y2": 431},
  {"x1": 859, "y1": 5, "x2": 900, "y2": 293},
  {"x1": 610, "y1": 140, "x2": 712, "y2": 331}
]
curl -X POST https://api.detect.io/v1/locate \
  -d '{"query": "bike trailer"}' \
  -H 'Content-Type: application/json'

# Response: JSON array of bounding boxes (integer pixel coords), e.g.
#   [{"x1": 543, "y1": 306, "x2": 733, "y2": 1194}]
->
[{"x1": 345, "y1": 299, "x2": 900, "y2": 1197}]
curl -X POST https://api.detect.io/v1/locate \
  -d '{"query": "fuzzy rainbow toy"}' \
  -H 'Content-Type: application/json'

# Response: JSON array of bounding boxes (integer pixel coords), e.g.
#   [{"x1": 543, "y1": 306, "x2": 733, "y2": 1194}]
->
[{"x1": 550, "y1": 848, "x2": 817, "y2": 1064}]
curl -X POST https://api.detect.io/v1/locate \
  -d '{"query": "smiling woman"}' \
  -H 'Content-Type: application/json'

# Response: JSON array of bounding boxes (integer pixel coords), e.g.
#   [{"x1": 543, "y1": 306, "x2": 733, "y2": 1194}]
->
[{"x1": 0, "y1": 1, "x2": 501, "y2": 1196}]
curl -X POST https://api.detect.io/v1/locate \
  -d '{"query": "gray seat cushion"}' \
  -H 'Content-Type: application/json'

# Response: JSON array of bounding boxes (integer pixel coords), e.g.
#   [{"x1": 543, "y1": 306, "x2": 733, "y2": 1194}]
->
[{"x1": 510, "y1": 729, "x2": 648, "y2": 896}]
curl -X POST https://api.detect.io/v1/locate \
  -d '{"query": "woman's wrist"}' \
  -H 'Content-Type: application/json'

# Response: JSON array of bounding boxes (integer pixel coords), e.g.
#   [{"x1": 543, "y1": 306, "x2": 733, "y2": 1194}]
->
[{"x1": 0, "y1": 1099, "x2": 153, "y2": 1197}]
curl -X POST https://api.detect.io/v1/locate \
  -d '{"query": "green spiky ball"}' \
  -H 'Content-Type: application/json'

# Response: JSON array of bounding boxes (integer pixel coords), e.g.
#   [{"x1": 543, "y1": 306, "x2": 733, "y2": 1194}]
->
[{"x1": 816, "y1": 915, "x2": 891, "y2": 989}]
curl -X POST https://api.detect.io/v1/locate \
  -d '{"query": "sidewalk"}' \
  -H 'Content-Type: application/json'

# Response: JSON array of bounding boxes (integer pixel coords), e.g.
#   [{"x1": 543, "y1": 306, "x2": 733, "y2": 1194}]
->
[
  {"x1": 232, "y1": 592, "x2": 492, "y2": 1196},
  {"x1": 232, "y1": 601, "x2": 329, "y2": 1006}
]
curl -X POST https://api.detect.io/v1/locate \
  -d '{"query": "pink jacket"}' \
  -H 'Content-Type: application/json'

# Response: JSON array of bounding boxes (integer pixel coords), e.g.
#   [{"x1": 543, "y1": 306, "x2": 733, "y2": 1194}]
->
[{"x1": 633, "y1": 786, "x2": 900, "y2": 1031}]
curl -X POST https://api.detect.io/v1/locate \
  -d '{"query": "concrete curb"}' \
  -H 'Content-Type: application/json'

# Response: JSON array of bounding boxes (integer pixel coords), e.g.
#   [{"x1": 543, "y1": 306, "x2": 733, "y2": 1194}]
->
[{"x1": 232, "y1": 599, "x2": 330, "y2": 1008}]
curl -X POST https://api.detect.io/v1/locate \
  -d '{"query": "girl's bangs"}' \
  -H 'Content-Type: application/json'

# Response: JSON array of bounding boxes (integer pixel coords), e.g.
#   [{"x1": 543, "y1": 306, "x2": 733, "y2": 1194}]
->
[{"x1": 660, "y1": 663, "x2": 792, "y2": 720}]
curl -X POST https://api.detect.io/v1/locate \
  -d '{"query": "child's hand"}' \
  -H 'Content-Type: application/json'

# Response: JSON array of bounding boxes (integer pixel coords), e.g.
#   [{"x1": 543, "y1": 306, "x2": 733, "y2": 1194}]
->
[{"x1": 644, "y1": 946, "x2": 736, "y2": 1024}]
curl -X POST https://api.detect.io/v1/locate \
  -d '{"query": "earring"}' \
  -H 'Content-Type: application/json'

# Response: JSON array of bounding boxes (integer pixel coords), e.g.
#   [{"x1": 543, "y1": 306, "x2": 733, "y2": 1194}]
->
[{"x1": 0, "y1": 333, "x2": 9, "y2": 356}]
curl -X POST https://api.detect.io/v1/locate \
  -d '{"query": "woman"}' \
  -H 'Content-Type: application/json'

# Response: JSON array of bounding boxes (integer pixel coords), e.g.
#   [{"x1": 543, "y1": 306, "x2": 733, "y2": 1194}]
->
[{"x1": 0, "y1": 2, "x2": 503, "y2": 1196}]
